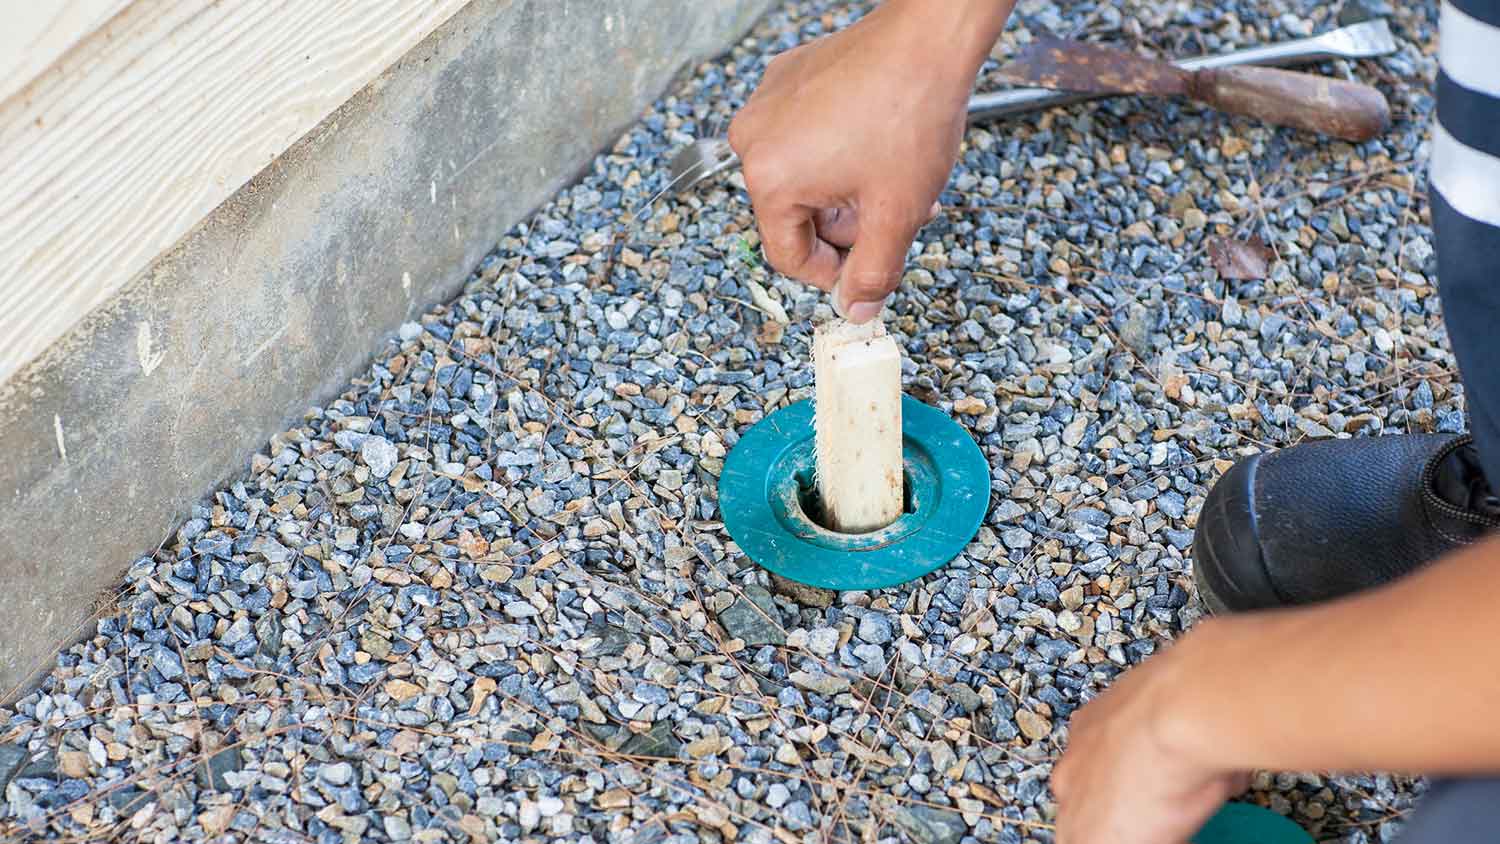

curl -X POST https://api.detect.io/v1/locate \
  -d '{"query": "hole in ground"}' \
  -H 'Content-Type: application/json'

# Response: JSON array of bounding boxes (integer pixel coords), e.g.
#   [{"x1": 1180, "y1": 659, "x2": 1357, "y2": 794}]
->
[{"x1": 793, "y1": 465, "x2": 914, "y2": 534}]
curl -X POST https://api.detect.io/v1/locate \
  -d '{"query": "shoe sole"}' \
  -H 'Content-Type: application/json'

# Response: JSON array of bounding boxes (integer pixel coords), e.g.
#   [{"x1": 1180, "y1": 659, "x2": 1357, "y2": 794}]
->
[
  {"x1": 1192, "y1": 541, "x2": 1234, "y2": 616},
  {"x1": 1191, "y1": 452, "x2": 1280, "y2": 615}
]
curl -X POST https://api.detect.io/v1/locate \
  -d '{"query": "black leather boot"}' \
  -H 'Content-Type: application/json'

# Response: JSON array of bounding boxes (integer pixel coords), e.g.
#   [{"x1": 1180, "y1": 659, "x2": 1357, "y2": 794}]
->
[{"x1": 1193, "y1": 434, "x2": 1500, "y2": 614}]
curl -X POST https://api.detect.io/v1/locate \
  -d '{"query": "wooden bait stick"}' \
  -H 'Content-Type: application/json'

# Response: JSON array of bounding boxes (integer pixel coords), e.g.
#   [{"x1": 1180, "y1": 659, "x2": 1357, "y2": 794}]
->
[{"x1": 813, "y1": 319, "x2": 904, "y2": 533}]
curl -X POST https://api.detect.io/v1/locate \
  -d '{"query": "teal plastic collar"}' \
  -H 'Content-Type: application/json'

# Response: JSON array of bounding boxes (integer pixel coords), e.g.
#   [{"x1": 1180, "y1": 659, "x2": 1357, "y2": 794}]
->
[
  {"x1": 1194, "y1": 803, "x2": 1313, "y2": 844},
  {"x1": 720, "y1": 396, "x2": 990, "y2": 591}
]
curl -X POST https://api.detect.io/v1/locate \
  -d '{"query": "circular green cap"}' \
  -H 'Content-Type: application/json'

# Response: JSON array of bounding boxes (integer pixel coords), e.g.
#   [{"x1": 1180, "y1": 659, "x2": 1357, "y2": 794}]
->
[
  {"x1": 719, "y1": 396, "x2": 990, "y2": 590},
  {"x1": 1194, "y1": 803, "x2": 1314, "y2": 844}
]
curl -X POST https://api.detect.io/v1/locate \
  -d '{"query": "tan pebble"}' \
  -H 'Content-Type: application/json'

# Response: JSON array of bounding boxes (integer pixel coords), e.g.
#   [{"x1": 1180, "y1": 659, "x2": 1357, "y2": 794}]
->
[
  {"x1": 953, "y1": 396, "x2": 987, "y2": 415},
  {"x1": 1060, "y1": 585, "x2": 1085, "y2": 611},
  {"x1": 1057, "y1": 610, "x2": 1082, "y2": 633},
  {"x1": 200, "y1": 806, "x2": 235, "y2": 836},
  {"x1": 384, "y1": 679, "x2": 423, "y2": 702},
  {"x1": 456, "y1": 530, "x2": 489, "y2": 559},
  {"x1": 59, "y1": 751, "x2": 90, "y2": 778},
  {"x1": 597, "y1": 788, "x2": 632, "y2": 810},
  {"x1": 1017, "y1": 709, "x2": 1052, "y2": 741},
  {"x1": 391, "y1": 730, "x2": 421, "y2": 756}
]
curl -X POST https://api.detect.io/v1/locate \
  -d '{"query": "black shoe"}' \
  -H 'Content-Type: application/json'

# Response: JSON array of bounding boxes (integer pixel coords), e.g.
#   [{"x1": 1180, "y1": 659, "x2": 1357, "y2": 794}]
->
[{"x1": 1193, "y1": 434, "x2": 1500, "y2": 614}]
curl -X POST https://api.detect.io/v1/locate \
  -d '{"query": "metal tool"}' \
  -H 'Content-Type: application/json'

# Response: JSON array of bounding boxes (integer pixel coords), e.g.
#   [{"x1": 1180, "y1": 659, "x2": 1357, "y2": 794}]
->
[
  {"x1": 967, "y1": 17, "x2": 1394, "y2": 121},
  {"x1": 641, "y1": 18, "x2": 1395, "y2": 211},
  {"x1": 997, "y1": 35, "x2": 1390, "y2": 141}
]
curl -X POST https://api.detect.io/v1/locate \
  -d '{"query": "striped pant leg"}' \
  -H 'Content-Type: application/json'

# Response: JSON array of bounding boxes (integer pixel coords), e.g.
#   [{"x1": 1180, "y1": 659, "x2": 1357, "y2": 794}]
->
[{"x1": 1432, "y1": 0, "x2": 1500, "y2": 485}]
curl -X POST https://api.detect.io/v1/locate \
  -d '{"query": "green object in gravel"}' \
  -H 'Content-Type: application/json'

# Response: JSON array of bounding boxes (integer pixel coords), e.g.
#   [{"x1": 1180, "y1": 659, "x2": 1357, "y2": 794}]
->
[
  {"x1": 1193, "y1": 803, "x2": 1315, "y2": 844},
  {"x1": 720, "y1": 397, "x2": 989, "y2": 591}
]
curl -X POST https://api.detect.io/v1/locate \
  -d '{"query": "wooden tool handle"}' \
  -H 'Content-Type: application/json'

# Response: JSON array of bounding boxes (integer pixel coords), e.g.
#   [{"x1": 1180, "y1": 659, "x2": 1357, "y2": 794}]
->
[{"x1": 1188, "y1": 66, "x2": 1389, "y2": 142}]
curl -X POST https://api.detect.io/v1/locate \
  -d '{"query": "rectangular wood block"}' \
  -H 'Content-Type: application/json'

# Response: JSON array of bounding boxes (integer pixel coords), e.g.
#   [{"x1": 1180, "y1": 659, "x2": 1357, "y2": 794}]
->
[{"x1": 813, "y1": 319, "x2": 904, "y2": 533}]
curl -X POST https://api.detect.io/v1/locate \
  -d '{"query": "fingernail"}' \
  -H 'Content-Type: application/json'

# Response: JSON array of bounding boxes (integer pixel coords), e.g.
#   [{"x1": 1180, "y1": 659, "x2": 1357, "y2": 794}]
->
[{"x1": 847, "y1": 300, "x2": 883, "y2": 324}]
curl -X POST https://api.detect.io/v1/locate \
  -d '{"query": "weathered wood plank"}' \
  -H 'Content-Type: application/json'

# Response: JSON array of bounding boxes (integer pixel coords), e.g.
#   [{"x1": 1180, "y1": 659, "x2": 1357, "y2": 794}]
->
[
  {"x1": 0, "y1": 1, "x2": 131, "y2": 105},
  {"x1": 813, "y1": 319, "x2": 904, "y2": 533},
  {"x1": 0, "y1": 0, "x2": 470, "y2": 383}
]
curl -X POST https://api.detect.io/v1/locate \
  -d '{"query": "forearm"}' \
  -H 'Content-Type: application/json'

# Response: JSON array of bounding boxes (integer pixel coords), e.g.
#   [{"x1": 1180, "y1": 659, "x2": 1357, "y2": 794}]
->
[
  {"x1": 882, "y1": 0, "x2": 1015, "y2": 83},
  {"x1": 1168, "y1": 534, "x2": 1500, "y2": 775}
]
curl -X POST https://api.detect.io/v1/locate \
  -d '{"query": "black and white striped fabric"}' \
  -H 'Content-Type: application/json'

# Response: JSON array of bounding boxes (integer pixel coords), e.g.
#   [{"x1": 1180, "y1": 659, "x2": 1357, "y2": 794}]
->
[
  {"x1": 1434, "y1": 0, "x2": 1500, "y2": 226},
  {"x1": 1432, "y1": 0, "x2": 1500, "y2": 485}
]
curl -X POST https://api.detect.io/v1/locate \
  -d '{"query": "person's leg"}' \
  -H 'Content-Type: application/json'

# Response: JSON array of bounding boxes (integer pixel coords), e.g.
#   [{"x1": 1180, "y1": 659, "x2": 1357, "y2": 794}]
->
[
  {"x1": 1396, "y1": 779, "x2": 1500, "y2": 843},
  {"x1": 1431, "y1": 0, "x2": 1500, "y2": 486},
  {"x1": 1191, "y1": 0, "x2": 1500, "y2": 613}
]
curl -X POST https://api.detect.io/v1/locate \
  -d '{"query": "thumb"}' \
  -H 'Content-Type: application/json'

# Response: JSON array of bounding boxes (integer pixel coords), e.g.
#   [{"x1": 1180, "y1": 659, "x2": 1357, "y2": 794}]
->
[{"x1": 835, "y1": 207, "x2": 918, "y2": 323}]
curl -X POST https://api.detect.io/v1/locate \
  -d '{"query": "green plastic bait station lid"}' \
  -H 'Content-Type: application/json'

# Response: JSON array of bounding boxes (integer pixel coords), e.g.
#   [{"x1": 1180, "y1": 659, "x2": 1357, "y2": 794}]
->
[
  {"x1": 1194, "y1": 803, "x2": 1315, "y2": 844},
  {"x1": 720, "y1": 396, "x2": 990, "y2": 591}
]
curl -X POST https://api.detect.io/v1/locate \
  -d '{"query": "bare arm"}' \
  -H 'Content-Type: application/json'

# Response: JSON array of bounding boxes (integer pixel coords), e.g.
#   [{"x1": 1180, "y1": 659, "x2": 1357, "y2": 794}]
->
[
  {"x1": 1052, "y1": 535, "x2": 1500, "y2": 843},
  {"x1": 1171, "y1": 534, "x2": 1500, "y2": 774}
]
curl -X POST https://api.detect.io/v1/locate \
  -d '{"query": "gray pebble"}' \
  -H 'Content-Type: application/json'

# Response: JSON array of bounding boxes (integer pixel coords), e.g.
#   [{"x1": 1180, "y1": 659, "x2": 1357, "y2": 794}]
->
[{"x1": 359, "y1": 436, "x2": 399, "y2": 479}]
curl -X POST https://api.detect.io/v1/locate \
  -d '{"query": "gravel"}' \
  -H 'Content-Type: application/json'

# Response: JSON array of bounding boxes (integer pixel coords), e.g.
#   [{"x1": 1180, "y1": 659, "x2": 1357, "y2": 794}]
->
[{"x1": 0, "y1": 0, "x2": 1443, "y2": 841}]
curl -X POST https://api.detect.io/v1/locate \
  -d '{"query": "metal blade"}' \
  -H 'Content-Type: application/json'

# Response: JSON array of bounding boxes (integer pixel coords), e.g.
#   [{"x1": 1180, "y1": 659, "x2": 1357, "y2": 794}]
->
[
  {"x1": 633, "y1": 138, "x2": 737, "y2": 220},
  {"x1": 1318, "y1": 17, "x2": 1397, "y2": 59},
  {"x1": 635, "y1": 158, "x2": 711, "y2": 220},
  {"x1": 998, "y1": 34, "x2": 1190, "y2": 97}
]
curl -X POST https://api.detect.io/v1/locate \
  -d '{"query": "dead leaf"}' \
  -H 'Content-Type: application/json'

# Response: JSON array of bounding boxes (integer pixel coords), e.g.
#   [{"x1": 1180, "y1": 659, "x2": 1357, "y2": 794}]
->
[
  {"x1": 744, "y1": 278, "x2": 789, "y2": 323},
  {"x1": 529, "y1": 729, "x2": 555, "y2": 752},
  {"x1": 970, "y1": 782, "x2": 1006, "y2": 806},
  {"x1": 468, "y1": 677, "x2": 497, "y2": 716},
  {"x1": 1207, "y1": 235, "x2": 1271, "y2": 280}
]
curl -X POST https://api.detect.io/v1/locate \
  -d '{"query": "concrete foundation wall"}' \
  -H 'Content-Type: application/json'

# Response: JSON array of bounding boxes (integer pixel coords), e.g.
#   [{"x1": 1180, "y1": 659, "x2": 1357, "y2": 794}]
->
[{"x1": 0, "y1": 0, "x2": 773, "y2": 698}]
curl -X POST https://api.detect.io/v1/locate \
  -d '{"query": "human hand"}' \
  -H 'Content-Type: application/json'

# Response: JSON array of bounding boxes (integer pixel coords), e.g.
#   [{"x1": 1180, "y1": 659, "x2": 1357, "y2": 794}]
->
[
  {"x1": 1052, "y1": 624, "x2": 1250, "y2": 844},
  {"x1": 727, "y1": 0, "x2": 1010, "y2": 323}
]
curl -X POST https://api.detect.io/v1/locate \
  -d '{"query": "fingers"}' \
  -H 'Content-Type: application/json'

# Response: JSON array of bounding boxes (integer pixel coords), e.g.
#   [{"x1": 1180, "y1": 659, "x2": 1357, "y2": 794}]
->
[
  {"x1": 835, "y1": 203, "x2": 920, "y2": 323},
  {"x1": 733, "y1": 132, "x2": 845, "y2": 290},
  {"x1": 813, "y1": 207, "x2": 858, "y2": 248},
  {"x1": 754, "y1": 199, "x2": 843, "y2": 291},
  {"x1": 815, "y1": 201, "x2": 939, "y2": 250}
]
